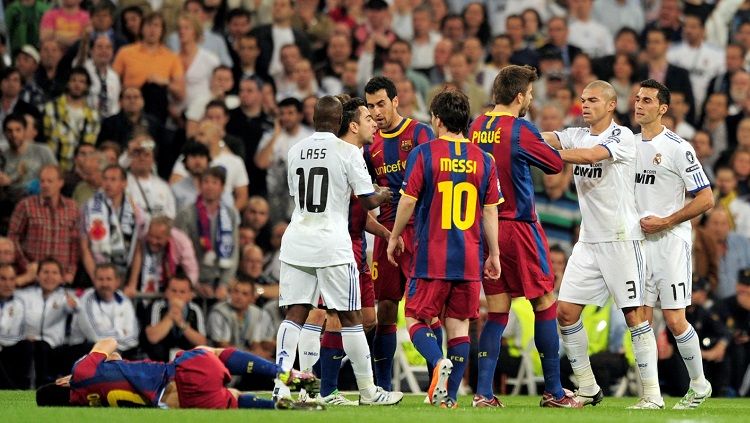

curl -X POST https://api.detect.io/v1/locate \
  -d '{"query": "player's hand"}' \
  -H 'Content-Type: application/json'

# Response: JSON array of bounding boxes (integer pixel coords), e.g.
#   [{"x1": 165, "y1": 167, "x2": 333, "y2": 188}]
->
[
  {"x1": 376, "y1": 185, "x2": 393, "y2": 203},
  {"x1": 56, "y1": 375, "x2": 71, "y2": 387},
  {"x1": 386, "y1": 236, "x2": 404, "y2": 266},
  {"x1": 484, "y1": 254, "x2": 501, "y2": 280},
  {"x1": 640, "y1": 215, "x2": 671, "y2": 234}
]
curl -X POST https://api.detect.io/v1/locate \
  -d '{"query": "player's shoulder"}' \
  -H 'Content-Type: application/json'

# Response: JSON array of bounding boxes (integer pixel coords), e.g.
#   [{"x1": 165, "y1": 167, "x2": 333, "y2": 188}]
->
[
  {"x1": 557, "y1": 125, "x2": 590, "y2": 140},
  {"x1": 656, "y1": 128, "x2": 687, "y2": 145}
]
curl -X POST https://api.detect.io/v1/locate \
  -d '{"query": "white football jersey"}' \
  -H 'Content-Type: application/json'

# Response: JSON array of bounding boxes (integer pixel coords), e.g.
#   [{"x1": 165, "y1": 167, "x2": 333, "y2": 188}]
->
[
  {"x1": 635, "y1": 127, "x2": 710, "y2": 244},
  {"x1": 555, "y1": 121, "x2": 643, "y2": 242},
  {"x1": 280, "y1": 132, "x2": 375, "y2": 267}
]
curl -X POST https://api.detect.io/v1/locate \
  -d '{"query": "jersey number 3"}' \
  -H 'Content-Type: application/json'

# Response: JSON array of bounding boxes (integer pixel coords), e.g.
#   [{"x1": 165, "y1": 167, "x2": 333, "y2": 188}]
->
[
  {"x1": 438, "y1": 181, "x2": 477, "y2": 230},
  {"x1": 296, "y1": 167, "x2": 329, "y2": 213}
]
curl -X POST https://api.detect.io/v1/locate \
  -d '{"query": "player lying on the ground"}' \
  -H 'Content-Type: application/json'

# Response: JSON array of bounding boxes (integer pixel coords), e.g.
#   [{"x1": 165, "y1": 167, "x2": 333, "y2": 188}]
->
[{"x1": 36, "y1": 338, "x2": 320, "y2": 409}]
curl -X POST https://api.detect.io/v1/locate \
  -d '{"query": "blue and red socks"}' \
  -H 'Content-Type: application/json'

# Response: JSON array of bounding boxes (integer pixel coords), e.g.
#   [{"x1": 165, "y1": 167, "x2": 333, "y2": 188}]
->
[
  {"x1": 447, "y1": 336, "x2": 470, "y2": 401},
  {"x1": 476, "y1": 312, "x2": 508, "y2": 398},
  {"x1": 219, "y1": 348, "x2": 281, "y2": 378},
  {"x1": 320, "y1": 331, "x2": 345, "y2": 397},
  {"x1": 408, "y1": 323, "x2": 443, "y2": 367},
  {"x1": 426, "y1": 321, "x2": 444, "y2": 380},
  {"x1": 534, "y1": 303, "x2": 564, "y2": 399},
  {"x1": 373, "y1": 324, "x2": 397, "y2": 390}
]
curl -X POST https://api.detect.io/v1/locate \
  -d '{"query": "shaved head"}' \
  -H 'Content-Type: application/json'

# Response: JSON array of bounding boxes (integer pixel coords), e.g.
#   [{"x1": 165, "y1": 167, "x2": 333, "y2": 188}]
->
[{"x1": 585, "y1": 80, "x2": 617, "y2": 102}]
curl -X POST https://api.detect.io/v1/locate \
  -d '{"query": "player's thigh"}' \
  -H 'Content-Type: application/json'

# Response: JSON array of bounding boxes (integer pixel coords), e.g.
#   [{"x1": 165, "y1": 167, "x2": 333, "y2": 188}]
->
[
  {"x1": 596, "y1": 241, "x2": 646, "y2": 309},
  {"x1": 372, "y1": 235, "x2": 407, "y2": 301},
  {"x1": 279, "y1": 262, "x2": 320, "y2": 307},
  {"x1": 405, "y1": 279, "x2": 451, "y2": 322},
  {"x1": 445, "y1": 281, "x2": 481, "y2": 321},
  {"x1": 496, "y1": 221, "x2": 555, "y2": 299},
  {"x1": 558, "y1": 242, "x2": 610, "y2": 307},
  {"x1": 317, "y1": 262, "x2": 361, "y2": 312},
  {"x1": 645, "y1": 235, "x2": 692, "y2": 309}
]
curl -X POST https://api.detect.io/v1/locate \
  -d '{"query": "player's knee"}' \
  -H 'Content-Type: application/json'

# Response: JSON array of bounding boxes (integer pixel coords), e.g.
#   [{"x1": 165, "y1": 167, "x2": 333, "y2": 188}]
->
[
  {"x1": 285, "y1": 304, "x2": 312, "y2": 325},
  {"x1": 556, "y1": 303, "x2": 580, "y2": 326},
  {"x1": 376, "y1": 300, "x2": 398, "y2": 324},
  {"x1": 664, "y1": 314, "x2": 689, "y2": 335}
]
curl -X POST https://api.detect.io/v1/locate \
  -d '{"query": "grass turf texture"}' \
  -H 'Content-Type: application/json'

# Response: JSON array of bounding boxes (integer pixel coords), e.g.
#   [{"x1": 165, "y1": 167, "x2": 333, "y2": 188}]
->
[{"x1": 4, "y1": 391, "x2": 750, "y2": 423}]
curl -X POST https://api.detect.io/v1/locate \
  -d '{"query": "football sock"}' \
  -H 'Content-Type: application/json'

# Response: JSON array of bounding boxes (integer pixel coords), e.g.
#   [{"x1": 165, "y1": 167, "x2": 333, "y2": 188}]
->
[
  {"x1": 298, "y1": 323, "x2": 322, "y2": 372},
  {"x1": 674, "y1": 325, "x2": 709, "y2": 391},
  {"x1": 426, "y1": 321, "x2": 444, "y2": 382},
  {"x1": 534, "y1": 304, "x2": 565, "y2": 399},
  {"x1": 408, "y1": 322, "x2": 443, "y2": 367},
  {"x1": 320, "y1": 331, "x2": 345, "y2": 397},
  {"x1": 238, "y1": 393, "x2": 275, "y2": 409},
  {"x1": 476, "y1": 312, "x2": 508, "y2": 398},
  {"x1": 446, "y1": 336, "x2": 470, "y2": 401},
  {"x1": 630, "y1": 321, "x2": 662, "y2": 400},
  {"x1": 276, "y1": 320, "x2": 302, "y2": 372},
  {"x1": 341, "y1": 324, "x2": 377, "y2": 398},
  {"x1": 560, "y1": 318, "x2": 599, "y2": 396},
  {"x1": 219, "y1": 348, "x2": 281, "y2": 378},
  {"x1": 373, "y1": 324, "x2": 397, "y2": 390}
]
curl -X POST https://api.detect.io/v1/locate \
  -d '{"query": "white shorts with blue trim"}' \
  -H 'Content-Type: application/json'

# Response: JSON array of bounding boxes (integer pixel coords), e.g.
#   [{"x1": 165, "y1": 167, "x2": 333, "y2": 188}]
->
[
  {"x1": 643, "y1": 232, "x2": 692, "y2": 309},
  {"x1": 558, "y1": 240, "x2": 645, "y2": 309},
  {"x1": 279, "y1": 261, "x2": 361, "y2": 311}
]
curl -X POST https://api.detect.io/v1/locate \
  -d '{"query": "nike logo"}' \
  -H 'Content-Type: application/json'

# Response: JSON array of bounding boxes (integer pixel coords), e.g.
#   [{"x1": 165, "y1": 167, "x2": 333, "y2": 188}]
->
[
  {"x1": 373, "y1": 357, "x2": 387, "y2": 362},
  {"x1": 371, "y1": 150, "x2": 383, "y2": 158},
  {"x1": 332, "y1": 355, "x2": 345, "y2": 360}
]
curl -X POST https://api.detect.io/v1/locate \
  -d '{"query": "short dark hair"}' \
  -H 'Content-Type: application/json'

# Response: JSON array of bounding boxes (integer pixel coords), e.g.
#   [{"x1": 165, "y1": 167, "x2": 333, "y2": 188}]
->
[
  {"x1": 615, "y1": 26, "x2": 639, "y2": 43},
  {"x1": 0, "y1": 66, "x2": 20, "y2": 82},
  {"x1": 441, "y1": 14, "x2": 466, "y2": 31},
  {"x1": 205, "y1": 99, "x2": 229, "y2": 115},
  {"x1": 102, "y1": 164, "x2": 127, "y2": 180},
  {"x1": 278, "y1": 97, "x2": 303, "y2": 112},
  {"x1": 212, "y1": 65, "x2": 233, "y2": 76},
  {"x1": 684, "y1": 12, "x2": 705, "y2": 27},
  {"x1": 430, "y1": 90, "x2": 470, "y2": 134},
  {"x1": 182, "y1": 141, "x2": 210, "y2": 160},
  {"x1": 3, "y1": 113, "x2": 27, "y2": 131},
  {"x1": 493, "y1": 65, "x2": 538, "y2": 105},
  {"x1": 94, "y1": 262, "x2": 119, "y2": 277},
  {"x1": 339, "y1": 97, "x2": 366, "y2": 137},
  {"x1": 201, "y1": 166, "x2": 227, "y2": 186},
  {"x1": 549, "y1": 244, "x2": 567, "y2": 257},
  {"x1": 640, "y1": 78, "x2": 671, "y2": 105},
  {"x1": 646, "y1": 27, "x2": 669, "y2": 42},
  {"x1": 36, "y1": 383, "x2": 72, "y2": 407},
  {"x1": 38, "y1": 257, "x2": 63, "y2": 275},
  {"x1": 364, "y1": 0, "x2": 388, "y2": 10},
  {"x1": 166, "y1": 273, "x2": 193, "y2": 290},
  {"x1": 313, "y1": 96, "x2": 343, "y2": 133},
  {"x1": 364, "y1": 76, "x2": 398, "y2": 100},
  {"x1": 68, "y1": 66, "x2": 92, "y2": 87},
  {"x1": 226, "y1": 7, "x2": 251, "y2": 22}
]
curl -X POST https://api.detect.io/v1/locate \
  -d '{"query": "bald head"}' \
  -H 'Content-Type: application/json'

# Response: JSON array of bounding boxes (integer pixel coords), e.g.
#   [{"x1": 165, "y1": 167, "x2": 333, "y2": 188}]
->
[
  {"x1": 313, "y1": 96, "x2": 343, "y2": 134},
  {"x1": 197, "y1": 119, "x2": 222, "y2": 145},
  {"x1": 584, "y1": 80, "x2": 617, "y2": 102}
]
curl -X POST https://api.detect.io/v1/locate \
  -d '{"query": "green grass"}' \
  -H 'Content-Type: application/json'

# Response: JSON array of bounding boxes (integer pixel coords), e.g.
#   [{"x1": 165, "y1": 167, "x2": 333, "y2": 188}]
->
[{"x1": 3, "y1": 391, "x2": 750, "y2": 423}]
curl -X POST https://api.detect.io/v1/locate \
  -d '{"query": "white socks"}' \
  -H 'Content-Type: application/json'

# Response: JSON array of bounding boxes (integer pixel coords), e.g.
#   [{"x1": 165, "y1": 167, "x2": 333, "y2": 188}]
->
[
  {"x1": 274, "y1": 320, "x2": 302, "y2": 397},
  {"x1": 298, "y1": 323, "x2": 322, "y2": 372},
  {"x1": 560, "y1": 319, "x2": 600, "y2": 396},
  {"x1": 341, "y1": 324, "x2": 378, "y2": 398},
  {"x1": 630, "y1": 321, "x2": 662, "y2": 401},
  {"x1": 674, "y1": 325, "x2": 709, "y2": 391}
]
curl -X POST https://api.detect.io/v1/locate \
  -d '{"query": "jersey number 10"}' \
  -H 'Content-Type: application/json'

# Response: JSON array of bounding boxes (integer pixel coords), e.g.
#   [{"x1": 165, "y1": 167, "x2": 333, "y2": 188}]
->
[
  {"x1": 438, "y1": 181, "x2": 477, "y2": 230},
  {"x1": 296, "y1": 167, "x2": 329, "y2": 213}
]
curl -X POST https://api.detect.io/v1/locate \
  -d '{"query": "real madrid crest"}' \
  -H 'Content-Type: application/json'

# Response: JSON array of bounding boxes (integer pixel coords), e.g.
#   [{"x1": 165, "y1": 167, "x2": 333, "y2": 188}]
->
[
  {"x1": 400, "y1": 139, "x2": 413, "y2": 151},
  {"x1": 653, "y1": 153, "x2": 662, "y2": 165}
]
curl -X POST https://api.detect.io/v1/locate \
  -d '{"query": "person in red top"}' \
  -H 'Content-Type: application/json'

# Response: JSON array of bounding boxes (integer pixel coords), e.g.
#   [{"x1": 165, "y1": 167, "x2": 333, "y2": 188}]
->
[
  {"x1": 467, "y1": 65, "x2": 579, "y2": 408},
  {"x1": 387, "y1": 89, "x2": 502, "y2": 408},
  {"x1": 363, "y1": 76, "x2": 435, "y2": 390}
]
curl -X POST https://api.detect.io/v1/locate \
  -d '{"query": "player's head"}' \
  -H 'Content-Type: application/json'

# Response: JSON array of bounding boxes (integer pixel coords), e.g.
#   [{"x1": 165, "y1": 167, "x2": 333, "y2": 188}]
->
[
  {"x1": 93, "y1": 263, "x2": 120, "y2": 301},
  {"x1": 634, "y1": 79, "x2": 671, "y2": 126},
  {"x1": 339, "y1": 97, "x2": 377, "y2": 146},
  {"x1": 36, "y1": 383, "x2": 72, "y2": 407},
  {"x1": 313, "y1": 95, "x2": 343, "y2": 134},
  {"x1": 429, "y1": 89, "x2": 470, "y2": 137},
  {"x1": 580, "y1": 80, "x2": 617, "y2": 126},
  {"x1": 492, "y1": 65, "x2": 538, "y2": 116},
  {"x1": 364, "y1": 76, "x2": 399, "y2": 130}
]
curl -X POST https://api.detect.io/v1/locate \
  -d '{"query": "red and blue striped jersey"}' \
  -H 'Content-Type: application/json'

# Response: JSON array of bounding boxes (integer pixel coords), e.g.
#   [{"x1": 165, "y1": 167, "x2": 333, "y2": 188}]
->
[
  {"x1": 364, "y1": 117, "x2": 435, "y2": 223},
  {"x1": 401, "y1": 136, "x2": 503, "y2": 281},
  {"x1": 468, "y1": 112, "x2": 563, "y2": 222},
  {"x1": 349, "y1": 194, "x2": 369, "y2": 272},
  {"x1": 70, "y1": 352, "x2": 173, "y2": 407}
]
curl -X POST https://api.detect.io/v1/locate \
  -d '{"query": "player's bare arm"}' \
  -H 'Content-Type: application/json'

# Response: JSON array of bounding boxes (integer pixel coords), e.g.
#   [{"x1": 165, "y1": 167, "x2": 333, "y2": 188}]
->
[
  {"x1": 541, "y1": 132, "x2": 563, "y2": 149},
  {"x1": 386, "y1": 194, "x2": 417, "y2": 265},
  {"x1": 640, "y1": 186, "x2": 715, "y2": 234},
  {"x1": 358, "y1": 185, "x2": 393, "y2": 210},
  {"x1": 481, "y1": 204, "x2": 501, "y2": 280},
  {"x1": 559, "y1": 145, "x2": 611, "y2": 165}
]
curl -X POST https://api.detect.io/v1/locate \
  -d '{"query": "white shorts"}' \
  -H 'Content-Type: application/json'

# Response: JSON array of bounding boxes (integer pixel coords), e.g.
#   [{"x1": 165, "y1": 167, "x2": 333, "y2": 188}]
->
[
  {"x1": 558, "y1": 240, "x2": 645, "y2": 309},
  {"x1": 279, "y1": 261, "x2": 361, "y2": 311},
  {"x1": 643, "y1": 232, "x2": 692, "y2": 309}
]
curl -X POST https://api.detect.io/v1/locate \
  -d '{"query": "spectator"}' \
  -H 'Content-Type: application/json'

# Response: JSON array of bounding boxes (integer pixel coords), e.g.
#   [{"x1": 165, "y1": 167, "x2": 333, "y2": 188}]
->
[
  {"x1": 8, "y1": 165, "x2": 80, "y2": 282},
  {"x1": 0, "y1": 67, "x2": 40, "y2": 149},
  {"x1": 353, "y1": 0, "x2": 397, "y2": 69},
  {"x1": 254, "y1": 98, "x2": 312, "y2": 222},
  {"x1": 207, "y1": 276, "x2": 275, "y2": 358},
  {"x1": 174, "y1": 167, "x2": 240, "y2": 298},
  {"x1": 79, "y1": 35, "x2": 121, "y2": 119},
  {"x1": 4, "y1": 0, "x2": 50, "y2": 55},
  {"x1": 0, "y1": 237, "x2": 37, "y2": 287},
  {"x1": 39, "y1": 0, "x2": 90, "y2": 48},
  {"x1": 705, "y1": 207, "x2": 750, "y2": 300},
  {"x1": 691, "y1": 130, "x2": 715, "y2": 182},
  {"x1": 251, "y1": 0, "x2": 312, "y2": 79},
  {"x1": 609, "y1": 53, "x2": 638, "y2": 124},
  {"x1": 706, "y1": 44, "x2": 746, "y2": 102},
  {"x1": 224, "y1": 9, "x2": 252, "y2": 67},
  {"x1": 728, "y1": 71, "x2": 750, "y2": 117},
  {"x1": 83, "y1": 1, "x2": 128, "y2": 52},
  {"x1": 243, "y1": 196, "x2": 272, "y2": 252},
  {"x1": 593, "y1": 0, "x2": 644, "y2": 35},
  {"x1": 70, "y1": 263, "x2": 139, "y2": 357},
  {"x1": 701, "y1": 92, "x2": 730, "y2": 164},
  {"x1": 410, "y1": 5, "x2": 441, "y2": 72},
  {"x1": 80, "y1": 165, "x2": 146, "y2": 280},
  {"x1": 535, "y1": 165, "x2": 581, "y2": 254},
  {"x1": 237, "y1": 244, "x2": 279, "y2": 304},
  {"x1": 713, "y1": 276, "x2": 750, "y2": 396},
  {"x1": 127, "y1": 216, "x2": 199, "y2": 297},
  {"x1": 672, "y1": 91, "x2": 697, "y2": 141},
  {"x1": 538, "y1": 16, "x2": 582, "y2": 70},
  {"x1": 15, "y1": 46, "x2": 45, "y2": 111},
  {"x1": 521, "y1": 7, "x2": 546, "y2": 49},
  {"x1": 185, "y1": 65, "x2": 240, "y2": 137},
  {"x1": 668, "y1": 13, "x2": 725, "y2": 111},
  {"x1": 387, "y1": 40, "x2": 432, "y2": 102},
  {"x1": 61, "y1": 142, "x2": 96, "y2": 197},
  {"x1": 642, "y1": 0, "x2": 683, "y2": 43},
  {"x1": 440, "y1": 14, "x2": 466, "y2": 46},
  {"x1": 118, "y1": 5, "x2": 144, "y2": 44},
  {"x1": 479, "y1": 35, "x2": 513, "y2": 96},
  {"x1": 262, "y1": 221, "x2": 286, "y2": 282},
  {"x1": 125, "y1": 133, "x2": 176, "y2": 219},
  {"x1": 70, "y1": 148, "x2": 105, "y2": 205},
  {"x1": 226, "y1": 76, "x2": 274, "y2": 196},
  {"x1": 428, "y1": 52, "x2": 487, "y2": 117},
  {"x1": 390, "y1": 0, "x2": 414, "y2": 42},
  {"x1": 232, "y1": 33, "x2": 263, "y2": 87},
  {"x1": 0, "y1": 263, "x2": 32, "y2": 389},
  {"x1": 537, "y1": 102, "x2": 565, "y2": 132},
  {"x1": 238, "y1": 225, "x2": 257, "y2": 250},
  {"x1": 144, "y1": 274, "x2": 207, "y2": 362},
  {"x1": 463, "y1": 2, "x2": 491, "y2": 45},
  {"x1": 271, "y1": 44, "x2": 302, "y2": 98},
  {"x1": 34, "y1": 38, "x2": 66, "y2": 102},
  {"x1": 278, "y1": 59, "x2": 328, "y2": 101},
  {"x1": 43, "y1": 67, "x2": 100, "y2": 172},
  {"x1": 96, "y1": 87, "x2": 164, "y2": 151},
  {"x1": 428, "y1": 38, "x2": 454, "y2": 85},
  {"x1": 203, "y1": 100, "x2": 245, "y2": 158},
  {"x1": 292, "y1": 0, "x2": 335, "y2": 53},
  {"x1": 167, "y1": 0, "x2": 233, "y2": 67},
  {"x1": 396, "y1": 78, "x2": 430, "y2": 124},
  {"x1": 98, "y1": 140, "x2": 121, "y2": 165},
  {"x1": 567, "y1": 0, "x2": 614, "y2": 58},
  {"x1": 506, "y1": 14, "x2": 539, "y2": 68},
  {"x1": 172, "y1": 141, "x2": 230, "y2": 210},
  {"x1": 549, "y1": 244, "x2": 567, "y2": 294},
  {"x1": 16, "y1": 258, "x2": 79, "y2": 386},
  {"x1": 1, "y1": 113, "x2": 56, "y2": 197},
  {"x1": 315, "y1": 34, "x2": 352, "y2": 90},
  {"x1": 592, "y1": 26, "x2": 641, "y2": 82}
]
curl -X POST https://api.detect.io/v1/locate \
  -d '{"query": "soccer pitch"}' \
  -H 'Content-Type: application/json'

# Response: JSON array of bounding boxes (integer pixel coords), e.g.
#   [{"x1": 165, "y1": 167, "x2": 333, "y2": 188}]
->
[{"x1": 4, "y1": 392, "x2": 750, "y2": 423}]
